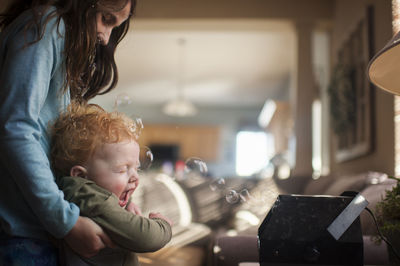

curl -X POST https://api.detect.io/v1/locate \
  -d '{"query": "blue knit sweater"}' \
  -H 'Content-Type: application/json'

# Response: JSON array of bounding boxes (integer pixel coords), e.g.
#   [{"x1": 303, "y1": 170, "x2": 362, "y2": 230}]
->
[{"x1": 0, "y1": 7, "x2": 79, "y2": 240}]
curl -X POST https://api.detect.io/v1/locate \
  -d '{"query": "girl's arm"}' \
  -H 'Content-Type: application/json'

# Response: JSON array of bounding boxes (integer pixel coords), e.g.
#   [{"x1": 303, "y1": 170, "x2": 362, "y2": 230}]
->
[
  {"x1": 0, "y1": 12, "x2": 79, "y2": 238},
  {"x1": 65, "y1": 216, "x2": 116, "y2": 258},
  {"x1": 0, "y1": 12, "x2": 115, "y2": 256}
]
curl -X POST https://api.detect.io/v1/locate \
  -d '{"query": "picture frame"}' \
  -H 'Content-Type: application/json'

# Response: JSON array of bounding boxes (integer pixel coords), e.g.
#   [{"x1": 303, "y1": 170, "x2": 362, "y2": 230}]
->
[{"x1": 329, "y1": 6, "x2": 375, "y2": 162}]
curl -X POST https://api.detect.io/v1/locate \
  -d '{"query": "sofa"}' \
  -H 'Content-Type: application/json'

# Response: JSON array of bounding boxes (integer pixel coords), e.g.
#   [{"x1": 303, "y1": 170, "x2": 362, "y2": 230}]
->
[{"x1": 210, "y1": 171, "x2": 397, "y2": 266}]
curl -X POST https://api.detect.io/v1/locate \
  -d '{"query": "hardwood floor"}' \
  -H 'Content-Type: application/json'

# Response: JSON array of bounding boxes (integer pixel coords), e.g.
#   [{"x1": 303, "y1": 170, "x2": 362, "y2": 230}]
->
[{"x1": 138, "y1": 246, "x2": 206, "y2": 266}]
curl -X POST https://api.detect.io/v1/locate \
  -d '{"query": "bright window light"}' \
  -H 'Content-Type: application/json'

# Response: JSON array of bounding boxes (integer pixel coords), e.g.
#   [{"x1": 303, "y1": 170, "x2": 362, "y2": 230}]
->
[
  {"x1": 312, "y1": 99, "x2": 322, "y2": 178},
  {"x1": 236, "y1": 131, "x2": 274, "y2": 176}
]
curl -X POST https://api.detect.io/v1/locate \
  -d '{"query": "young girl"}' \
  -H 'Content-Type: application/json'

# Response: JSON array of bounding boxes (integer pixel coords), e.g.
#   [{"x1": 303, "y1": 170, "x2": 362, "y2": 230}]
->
[{"x1": 0, "y1": 0, "x2": 136, "y2": 264}]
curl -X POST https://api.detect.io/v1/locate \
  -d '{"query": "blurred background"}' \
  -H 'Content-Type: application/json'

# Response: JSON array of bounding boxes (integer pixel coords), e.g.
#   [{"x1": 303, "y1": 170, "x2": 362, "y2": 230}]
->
[
  {"x1": 89, "y1": 1, "x2": 396, "y2": 264},
  {"x1": 3, "y1": 0, "x2": 397, "y2": 265}
]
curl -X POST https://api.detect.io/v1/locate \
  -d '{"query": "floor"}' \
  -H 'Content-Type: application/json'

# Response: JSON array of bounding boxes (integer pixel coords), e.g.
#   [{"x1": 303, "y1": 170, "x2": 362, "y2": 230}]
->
[{"x1": 138, "y1": 246, "x2": 206, "y2": 266}]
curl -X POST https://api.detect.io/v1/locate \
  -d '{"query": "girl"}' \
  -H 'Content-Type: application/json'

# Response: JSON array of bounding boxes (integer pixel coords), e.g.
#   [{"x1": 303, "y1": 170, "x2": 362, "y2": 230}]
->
[{"x1": 0, "y1": 0, "x2": 136, "y2": 264}]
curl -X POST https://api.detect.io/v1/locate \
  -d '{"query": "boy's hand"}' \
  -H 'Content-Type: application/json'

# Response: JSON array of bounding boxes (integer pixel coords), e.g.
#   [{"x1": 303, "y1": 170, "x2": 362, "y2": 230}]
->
[
  {"x1": 126, "y1": 201, "x2": 143, "y2": 216},
  {"x1": 149, "y1": 212, "x2": 173, "y2": 226},
  {"x1": 64, "y1": 216, "x2": 116, "y2": 258}
]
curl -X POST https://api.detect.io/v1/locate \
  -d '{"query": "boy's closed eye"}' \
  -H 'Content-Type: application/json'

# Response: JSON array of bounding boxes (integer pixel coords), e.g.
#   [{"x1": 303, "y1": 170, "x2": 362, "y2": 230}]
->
[{"x1": 113, "y1": 166, "x2": 128, "y2": 173}]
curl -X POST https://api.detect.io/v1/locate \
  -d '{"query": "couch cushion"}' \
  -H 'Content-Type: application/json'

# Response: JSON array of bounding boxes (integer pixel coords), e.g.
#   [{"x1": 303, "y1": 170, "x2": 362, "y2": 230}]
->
[
  {"x1": 302, "y1": 176, "x2": 336, "y2": 195},
  {"x1": 323, "y1": 174, "x2": 368, "y2": 195}
]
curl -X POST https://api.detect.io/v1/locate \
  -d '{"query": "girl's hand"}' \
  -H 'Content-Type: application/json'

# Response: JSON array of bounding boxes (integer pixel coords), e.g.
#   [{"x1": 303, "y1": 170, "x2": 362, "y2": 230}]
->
[{"x1": 64, "y1": 216, "x2": 116, "y2": 258}]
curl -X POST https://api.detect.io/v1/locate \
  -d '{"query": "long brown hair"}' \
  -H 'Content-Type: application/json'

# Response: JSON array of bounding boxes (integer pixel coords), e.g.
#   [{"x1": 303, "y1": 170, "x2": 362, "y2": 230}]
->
[{"x1": 0, "y1": 0, "x2": 136, "y2": 102}]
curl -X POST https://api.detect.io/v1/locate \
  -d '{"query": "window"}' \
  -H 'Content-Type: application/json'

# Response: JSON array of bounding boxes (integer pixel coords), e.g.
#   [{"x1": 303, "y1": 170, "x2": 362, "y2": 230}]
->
[
  {"x1": 312, "y1": 99, "x2": 322, "y2": 178},
  {"x1": 236, "y1": 131, "x2": 274, "y2": 176},
  {"x1": 312, "y1": 30, "x2": 330, "y2": 177}
]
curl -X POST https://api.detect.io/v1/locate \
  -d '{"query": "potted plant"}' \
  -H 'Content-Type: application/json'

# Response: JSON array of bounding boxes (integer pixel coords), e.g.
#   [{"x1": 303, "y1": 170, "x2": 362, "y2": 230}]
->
[{"x1": 376, "y1": 176, "x2": 400, "y2": 265}]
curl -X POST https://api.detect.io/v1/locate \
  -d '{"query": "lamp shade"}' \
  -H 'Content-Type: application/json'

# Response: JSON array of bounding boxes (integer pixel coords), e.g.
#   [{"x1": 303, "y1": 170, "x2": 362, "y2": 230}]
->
[
  {"x1": 163, "y1": 98, "x2": 197, "y2": 117},
  {"x1": 368, "y1": 31, "x2": 400, "y2": 95}
]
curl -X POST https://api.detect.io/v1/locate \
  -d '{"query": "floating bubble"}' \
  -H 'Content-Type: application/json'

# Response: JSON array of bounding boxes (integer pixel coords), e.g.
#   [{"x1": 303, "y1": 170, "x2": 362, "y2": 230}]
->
[
  {"x1": 226, "y1": 189, "x2": 240, "y2": 204},
  {"x1": 239, "y1": 189, "x2": 251, "y2": 202},
  {"x1": 209, "y1": 178, "x2": 226, "y2": 191},
  {"x1": 129, "y1": 117, "x2": 144, "y2": 139},
  {"x1": 114, "y1": 93, "x2": 132, "y2": 110},
  {"x1": 139, "y1": 146, "x2": 153, "y2": 171},
  {"x1": 184, "y1": 157, "x2": 208, "y2": 176}
]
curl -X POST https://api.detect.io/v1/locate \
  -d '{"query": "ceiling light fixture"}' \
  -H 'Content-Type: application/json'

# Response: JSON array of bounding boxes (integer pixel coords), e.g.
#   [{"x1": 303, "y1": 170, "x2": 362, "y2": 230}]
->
[{"x1": 163, "y1": 38, "x2": 197, "y2": 117}]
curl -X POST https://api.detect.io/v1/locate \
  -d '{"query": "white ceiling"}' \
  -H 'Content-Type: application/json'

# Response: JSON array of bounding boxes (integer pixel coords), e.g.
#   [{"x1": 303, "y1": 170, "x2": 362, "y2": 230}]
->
[{"x1": 92, "y1": 19, "x2": 296, "y2": 112}]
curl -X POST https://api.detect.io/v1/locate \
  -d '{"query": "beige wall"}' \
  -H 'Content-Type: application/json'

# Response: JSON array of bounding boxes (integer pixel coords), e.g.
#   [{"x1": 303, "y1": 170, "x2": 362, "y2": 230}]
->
[
  {"x1": 136, "y1": 0, "x2": 333, "y2": 21},
  {"x1": 330, "y1": 0, "x2": 395, "y2": 176}
]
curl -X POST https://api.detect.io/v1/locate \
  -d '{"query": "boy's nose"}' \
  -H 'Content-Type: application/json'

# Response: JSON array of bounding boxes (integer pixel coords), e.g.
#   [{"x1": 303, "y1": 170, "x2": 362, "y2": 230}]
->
[{"x1": 129, "y1": 174, "x2": 138, "y2": 183}]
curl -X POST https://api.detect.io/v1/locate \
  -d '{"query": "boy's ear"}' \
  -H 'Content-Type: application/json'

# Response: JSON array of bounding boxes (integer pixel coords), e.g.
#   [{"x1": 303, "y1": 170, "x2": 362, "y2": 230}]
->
[{"x1": 70, "y1": 165, "x2": 88, "y2": 178}]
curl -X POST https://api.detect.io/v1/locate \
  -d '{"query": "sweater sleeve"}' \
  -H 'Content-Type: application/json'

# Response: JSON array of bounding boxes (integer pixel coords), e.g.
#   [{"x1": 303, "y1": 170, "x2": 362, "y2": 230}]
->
[
  {"x1": 94, "y1": 203, "x2": 172, "y2": 253},
  {"x1": 61, "y1": 178, "x2": 172, "y2": 253},
  {"x1": 0, "y1": 12, "x2": 79, "y2": 238}
]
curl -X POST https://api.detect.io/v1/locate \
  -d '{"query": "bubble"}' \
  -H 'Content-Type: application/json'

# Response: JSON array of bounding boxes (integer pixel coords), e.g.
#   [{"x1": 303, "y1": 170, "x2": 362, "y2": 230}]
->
[
  {"x1": 226, "y1": 190, "x2": 240, "y2": 204},
  {"x1": 114, "y1": 93, "x2": 132, "y2": 110},
  {"x1": 130, "y1": 117, "x2": 144, "y2": 139},
  {"x1": 184, "y1": 157, "x2": 208, "y2": 176},
  {"x1": 209, "y1": 178, "x2": 226, "y2": 191},
  {"x1": 139, "y1": 146, "x2": 153, "y2": 171},
  {"x1": 239, "y1": 189, "x2": 251, "y2": 202}
]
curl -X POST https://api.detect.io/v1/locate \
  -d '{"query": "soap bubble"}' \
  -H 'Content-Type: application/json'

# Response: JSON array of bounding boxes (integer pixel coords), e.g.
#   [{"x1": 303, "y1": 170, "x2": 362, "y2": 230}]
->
[
  {"x1": 139, "y1": 146, "x2": 153, "y2": 171},
  {"x1": 129, "y1": 117, "x2": 143, "y2": 139},
  {"x1": 226, "y1": 189, "x2": 240, "y2": 204},
  {"x1": 239, "y1": 189, "x2": 251, "y2": 202},
  {"x1": 184, "y1": 157, "x2": 208, "y2": 176},
  {"x1": 114, "y1": 93, "x2": 132, "y2": 110},
  {"x1": 209, "y1": 178, "x2": 226, "y2": 191}
]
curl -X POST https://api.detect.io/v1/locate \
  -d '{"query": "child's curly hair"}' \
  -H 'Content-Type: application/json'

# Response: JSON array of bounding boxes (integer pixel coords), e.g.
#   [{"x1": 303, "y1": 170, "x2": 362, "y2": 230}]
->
[{"x1": 50, "y1": 101, "x2": 140, "y2": 177}]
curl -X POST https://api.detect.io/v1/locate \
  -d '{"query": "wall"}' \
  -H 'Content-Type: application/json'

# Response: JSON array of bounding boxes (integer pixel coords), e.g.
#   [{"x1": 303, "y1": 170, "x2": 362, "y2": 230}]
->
[{"x1": 330, "y1": 0, "x2": 394, "y2": 176}]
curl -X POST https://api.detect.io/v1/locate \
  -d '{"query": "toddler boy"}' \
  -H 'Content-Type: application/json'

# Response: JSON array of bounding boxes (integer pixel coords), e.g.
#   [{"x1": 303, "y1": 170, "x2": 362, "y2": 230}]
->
[{"x1": 51, "y1": 102, "x2": 172, "y2": 265}]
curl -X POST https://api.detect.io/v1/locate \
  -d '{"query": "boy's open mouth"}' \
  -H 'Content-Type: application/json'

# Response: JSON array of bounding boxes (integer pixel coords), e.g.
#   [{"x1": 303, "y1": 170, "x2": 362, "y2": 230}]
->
[{"x1": 119, "y1": 188, "x2": 134, "y2": 207}]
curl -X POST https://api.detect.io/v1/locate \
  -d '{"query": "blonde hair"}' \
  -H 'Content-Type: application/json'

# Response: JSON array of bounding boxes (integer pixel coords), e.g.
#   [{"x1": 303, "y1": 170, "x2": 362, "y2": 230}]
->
[{"x1": 51, "y1": 102, "x2": 139, "y2": 177}]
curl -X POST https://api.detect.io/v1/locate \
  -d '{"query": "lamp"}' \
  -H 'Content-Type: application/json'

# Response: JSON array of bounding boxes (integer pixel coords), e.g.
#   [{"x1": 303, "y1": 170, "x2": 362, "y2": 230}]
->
[{"x1": 163, "y1": 38, "x2": 197, "y2": 117}]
